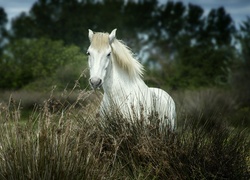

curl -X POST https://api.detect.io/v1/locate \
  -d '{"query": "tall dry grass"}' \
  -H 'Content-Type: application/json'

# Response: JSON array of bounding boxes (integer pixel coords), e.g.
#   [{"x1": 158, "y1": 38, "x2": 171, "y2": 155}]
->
[
  {"x1": 173, "y1": 88, "x2": 243, "y2": 129},
  {"x1": 0, "y1": 87, "x2": 249, "y2": 179}
]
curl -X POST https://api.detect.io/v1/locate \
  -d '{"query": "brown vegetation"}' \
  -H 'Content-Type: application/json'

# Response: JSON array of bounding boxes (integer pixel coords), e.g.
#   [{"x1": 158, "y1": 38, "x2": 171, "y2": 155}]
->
[{"x1": 0, "y1": 88, "x2": 249, "y2": 179}]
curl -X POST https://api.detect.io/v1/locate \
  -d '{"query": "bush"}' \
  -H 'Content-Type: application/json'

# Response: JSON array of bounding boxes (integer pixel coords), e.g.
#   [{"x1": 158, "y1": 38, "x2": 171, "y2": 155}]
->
[
  {"x1": 168, "y1": 46, "x2": 236, "y2": 89},
  {"x1": 0, "y1": 38, "x2": 88, "y2": 90}
]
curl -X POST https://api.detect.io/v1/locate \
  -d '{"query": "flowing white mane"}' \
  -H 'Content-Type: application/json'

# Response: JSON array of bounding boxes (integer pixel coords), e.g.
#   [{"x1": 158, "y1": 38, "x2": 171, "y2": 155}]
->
[
  {"x1": 90, "y1": 32, "x2": 144, "y2": 78},
  {"x1": 111, "y1": 39, "x2": 144, "y2": 78}
]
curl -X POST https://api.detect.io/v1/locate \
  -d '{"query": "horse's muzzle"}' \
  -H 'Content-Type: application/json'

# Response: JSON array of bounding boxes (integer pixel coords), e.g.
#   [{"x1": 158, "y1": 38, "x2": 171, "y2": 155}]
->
[{"x1": 89, "y1": 77, "x2": 102, "y2": 89}]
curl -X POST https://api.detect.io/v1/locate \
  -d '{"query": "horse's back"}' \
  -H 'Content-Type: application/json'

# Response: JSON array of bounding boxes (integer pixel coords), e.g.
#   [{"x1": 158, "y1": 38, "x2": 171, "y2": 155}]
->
[{"x1": 149, "y1": 87, "x2": 176, "y2": 129}]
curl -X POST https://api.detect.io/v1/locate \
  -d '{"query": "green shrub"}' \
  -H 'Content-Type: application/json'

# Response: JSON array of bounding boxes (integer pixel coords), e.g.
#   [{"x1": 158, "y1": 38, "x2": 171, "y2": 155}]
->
[{"x1": 0, "y1": 38, "x2": 88, "y2": 90}]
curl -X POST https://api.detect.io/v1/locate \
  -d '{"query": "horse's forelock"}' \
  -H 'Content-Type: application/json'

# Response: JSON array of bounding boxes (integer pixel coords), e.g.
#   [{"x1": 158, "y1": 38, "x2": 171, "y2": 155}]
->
[{"x1": 90, "y1": 33, "x2": 110, "y2": 49}]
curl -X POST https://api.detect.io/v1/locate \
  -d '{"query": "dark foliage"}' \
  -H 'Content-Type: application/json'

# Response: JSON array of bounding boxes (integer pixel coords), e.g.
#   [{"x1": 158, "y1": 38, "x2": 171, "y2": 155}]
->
[{"x1": 0, "y1": 0, "x2": 241, "y2": 89}]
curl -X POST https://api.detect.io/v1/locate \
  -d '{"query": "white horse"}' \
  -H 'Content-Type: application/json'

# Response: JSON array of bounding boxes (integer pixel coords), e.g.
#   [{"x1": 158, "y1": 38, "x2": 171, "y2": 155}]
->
[{"x1": 87, "y1": 29, "x2": 176, "y2": 130}]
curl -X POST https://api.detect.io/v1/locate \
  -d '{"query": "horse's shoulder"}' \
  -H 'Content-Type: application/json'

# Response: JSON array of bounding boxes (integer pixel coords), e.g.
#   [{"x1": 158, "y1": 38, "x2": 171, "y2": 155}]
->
[{"x1": 149, "y1": 87, "x2": 174, "y2": 103}]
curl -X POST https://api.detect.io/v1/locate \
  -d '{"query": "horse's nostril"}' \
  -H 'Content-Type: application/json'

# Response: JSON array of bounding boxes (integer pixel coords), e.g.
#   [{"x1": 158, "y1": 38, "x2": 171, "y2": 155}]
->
[{"x1": 90, "y1": 77, "x2": 102, "y2": 89}]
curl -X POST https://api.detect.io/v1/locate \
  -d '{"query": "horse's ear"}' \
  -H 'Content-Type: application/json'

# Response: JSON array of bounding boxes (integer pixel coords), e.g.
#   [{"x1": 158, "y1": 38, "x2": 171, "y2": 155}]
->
[
  {"x1": 88, "y1": 29, "x2": 94, "y2": 42},
  {"x1": 109, "y1": 29, "x2": 117, "y2": 44}
]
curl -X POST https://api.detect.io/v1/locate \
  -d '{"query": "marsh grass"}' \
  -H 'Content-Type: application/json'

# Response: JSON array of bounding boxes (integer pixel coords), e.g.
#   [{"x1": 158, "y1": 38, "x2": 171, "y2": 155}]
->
[
  {"x1": 0, "y1": 87, "x2": 249, "y2": 179},
  {"x1": 0, "y1": 94, "x2": 112, "y2": 179},
  {"x1": 173, "y1": 88, "x2": 242, "y2": 130}
]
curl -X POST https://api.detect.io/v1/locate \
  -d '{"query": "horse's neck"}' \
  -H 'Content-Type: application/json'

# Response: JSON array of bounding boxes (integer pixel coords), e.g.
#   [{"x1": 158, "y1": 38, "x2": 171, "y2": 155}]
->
[{"x1": 102, "y1": 62, "x2": 146, "y2": 99}]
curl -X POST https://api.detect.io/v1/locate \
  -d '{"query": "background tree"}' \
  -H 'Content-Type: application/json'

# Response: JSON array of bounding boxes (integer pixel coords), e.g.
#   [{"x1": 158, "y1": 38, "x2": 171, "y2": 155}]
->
[
  {"x1": 232, "y1": 17, "x2": 250, "y2": 104},
  {"x1": 0, "y1": 7, "x2": 7, "y2": 56},
  {"x1": 166, "y1": 7, "x2": 235, "y2": 89},
  {"x1": 10, "y1": 0, "x2": 158, "y2": 47},
  {"x1": 199, "y1": 7, "x2": 235, "y2": 47}
]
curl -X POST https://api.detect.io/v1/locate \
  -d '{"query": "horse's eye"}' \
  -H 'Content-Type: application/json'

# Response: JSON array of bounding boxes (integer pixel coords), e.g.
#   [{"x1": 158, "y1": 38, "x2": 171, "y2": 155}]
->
[
  {"x1": 86, "y1": 51, "x2": 90, "y2": 56},
  {"x1": 107, "y1": 52, "x2": 111, "y2": 57}
]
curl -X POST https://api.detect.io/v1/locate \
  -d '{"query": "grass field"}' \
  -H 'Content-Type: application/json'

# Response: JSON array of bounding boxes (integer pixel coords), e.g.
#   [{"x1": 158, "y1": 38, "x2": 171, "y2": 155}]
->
[{"x1": 0, "y1": 88, "x2": 249, "y2": 179}]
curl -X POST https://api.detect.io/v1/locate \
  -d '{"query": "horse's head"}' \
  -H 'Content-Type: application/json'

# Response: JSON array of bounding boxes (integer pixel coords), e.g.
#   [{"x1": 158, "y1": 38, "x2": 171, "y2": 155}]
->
[{"x1": 87, "y1": 29, "x2": 116, "y2": 89}]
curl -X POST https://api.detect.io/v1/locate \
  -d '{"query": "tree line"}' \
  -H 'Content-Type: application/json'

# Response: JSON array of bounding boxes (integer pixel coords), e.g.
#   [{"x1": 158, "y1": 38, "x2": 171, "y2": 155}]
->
[{"x1": 0, "y1": 0, "x2": 249, "y2": 90}]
